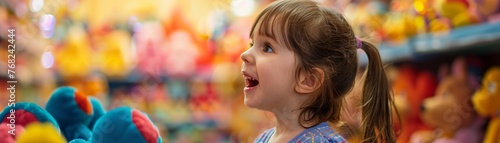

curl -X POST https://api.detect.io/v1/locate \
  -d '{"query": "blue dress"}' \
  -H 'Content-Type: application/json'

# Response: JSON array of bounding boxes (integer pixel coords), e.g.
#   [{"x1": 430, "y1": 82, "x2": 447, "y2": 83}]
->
[{"x1": 254, "y1": 122, "x2": 347, "y2": 143}]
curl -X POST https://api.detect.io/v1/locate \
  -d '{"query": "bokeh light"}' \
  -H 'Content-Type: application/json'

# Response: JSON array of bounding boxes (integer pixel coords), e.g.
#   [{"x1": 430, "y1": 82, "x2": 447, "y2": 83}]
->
[
  {"x1": 41, "y1": 51, "x2": 54, "y2": 68},
  {"x1": 413, "y1": 0, "x2": 425, "y2": 14},
  {"x1": 231, "y1": 0, "x2": 256, "y2": 17},
  {"x1": 30, "y1": 0, "x2": 44, "y2": 12},
  {"x1": 39, "y1": 14, "x2": 56, "y2": 38}
]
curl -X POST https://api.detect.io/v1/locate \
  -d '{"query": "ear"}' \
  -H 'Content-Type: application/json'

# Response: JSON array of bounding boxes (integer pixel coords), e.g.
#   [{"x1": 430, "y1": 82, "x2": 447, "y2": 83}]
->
[
  {"x1": 295, "y1": 67, "x2": 325, "y2": 94},
  {"x1": 452, "y1": 57, "x2": 467, "y2": 79},
  {"x1": 438, "y1": 63, "x2": 449, "y2": 80}
]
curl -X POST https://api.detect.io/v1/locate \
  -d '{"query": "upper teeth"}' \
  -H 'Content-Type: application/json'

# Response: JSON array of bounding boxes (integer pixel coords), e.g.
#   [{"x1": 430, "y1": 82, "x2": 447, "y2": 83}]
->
[{"x1": 245, "y1": 76, "x2": 255, "y2": 80}]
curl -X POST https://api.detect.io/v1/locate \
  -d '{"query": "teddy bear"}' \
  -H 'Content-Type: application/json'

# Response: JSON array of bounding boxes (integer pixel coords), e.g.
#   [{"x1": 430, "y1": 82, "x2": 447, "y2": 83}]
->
[
  {"x1": 0, "y1": 102, "x2": 60, "y2": 143},
  {"x1": 472, "y1": 67, "x2": 500, "y2": 143},
  {"x1": 69, "y1": 106, "x2": 162, "y2": 143},
  {"x1": 45, "y1": 86, "x2": 94, "y2": 141},
  {"x1": 418, "y1": 57, "x2": 484, "y2": 143}
]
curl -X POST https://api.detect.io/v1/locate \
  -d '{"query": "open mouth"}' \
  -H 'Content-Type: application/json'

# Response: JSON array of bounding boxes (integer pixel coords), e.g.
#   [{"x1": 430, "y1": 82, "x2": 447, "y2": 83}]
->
[{"x1": 244, "y1": 76, "x2": 259, "y2": 88}]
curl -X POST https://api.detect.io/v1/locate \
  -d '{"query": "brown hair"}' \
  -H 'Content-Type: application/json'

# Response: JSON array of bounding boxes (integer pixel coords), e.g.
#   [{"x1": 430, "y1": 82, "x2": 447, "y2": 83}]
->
[{"x1": 249, "y1": 0, "x2": 396, "y2": 142}]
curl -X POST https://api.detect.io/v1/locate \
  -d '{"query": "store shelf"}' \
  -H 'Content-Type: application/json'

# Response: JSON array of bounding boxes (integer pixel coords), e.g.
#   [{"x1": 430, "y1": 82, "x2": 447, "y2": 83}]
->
[
  {"x1": 358, "y1": 43, "x2": 412, "y2": 66},
  {"x1": 379, "y1": 42, "x2": 413, "y2": 63},
  {"x1": 359, "y1": 22, "x2": 500, "y2": 65},
  {"x1": 413, "y1": 22, "x2": 500, "y2": 54}
]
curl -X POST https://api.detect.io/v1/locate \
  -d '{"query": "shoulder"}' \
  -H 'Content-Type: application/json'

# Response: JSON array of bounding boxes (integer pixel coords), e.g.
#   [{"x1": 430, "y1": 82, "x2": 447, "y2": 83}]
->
[
  {"x1": 254, "y1": 128, "x2": 275, "y2": 143},
  {"x1": 290, "y1": 122, "x2": 347, "y2": 143}
]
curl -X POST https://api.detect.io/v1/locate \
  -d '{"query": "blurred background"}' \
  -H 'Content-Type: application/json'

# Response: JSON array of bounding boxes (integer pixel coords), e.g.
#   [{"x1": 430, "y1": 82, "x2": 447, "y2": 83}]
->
[{"x1": 0, "y1": 0, "x2": 500, "y2": 142}]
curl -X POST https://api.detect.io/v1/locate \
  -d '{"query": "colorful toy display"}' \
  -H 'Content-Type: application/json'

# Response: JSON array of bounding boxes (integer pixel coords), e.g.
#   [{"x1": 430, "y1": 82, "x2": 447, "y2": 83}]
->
[{"x1": 1, "y1": 0, "x2": 499, "y2": 142}]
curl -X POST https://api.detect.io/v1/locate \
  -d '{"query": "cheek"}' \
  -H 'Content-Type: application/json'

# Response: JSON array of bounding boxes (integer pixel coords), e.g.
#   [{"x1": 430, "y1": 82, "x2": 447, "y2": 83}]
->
[{"x1": 261, "y1": 62, "x2": 296, "y2": 85}]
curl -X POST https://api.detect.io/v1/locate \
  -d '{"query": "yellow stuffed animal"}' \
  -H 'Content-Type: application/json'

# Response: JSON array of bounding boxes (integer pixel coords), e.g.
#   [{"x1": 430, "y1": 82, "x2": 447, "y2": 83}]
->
[
  {"x1": 16, "y1": 122, "x2": 67, "y2": 143},
  {"x1": 472, "y1": 67, "x2": 500, "y2": 143}
]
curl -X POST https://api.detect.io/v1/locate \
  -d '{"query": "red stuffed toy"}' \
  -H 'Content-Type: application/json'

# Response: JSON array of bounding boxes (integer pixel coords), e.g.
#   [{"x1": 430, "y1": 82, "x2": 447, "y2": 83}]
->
[{"x1": 392, "y1": 65, "x2": 436, "y2": 143}]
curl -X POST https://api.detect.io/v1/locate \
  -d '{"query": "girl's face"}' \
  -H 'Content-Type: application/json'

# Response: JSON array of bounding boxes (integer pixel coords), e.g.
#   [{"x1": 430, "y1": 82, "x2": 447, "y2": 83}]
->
[{"x1": 240, "y1": 31, "x2": 298, "y2": 111}]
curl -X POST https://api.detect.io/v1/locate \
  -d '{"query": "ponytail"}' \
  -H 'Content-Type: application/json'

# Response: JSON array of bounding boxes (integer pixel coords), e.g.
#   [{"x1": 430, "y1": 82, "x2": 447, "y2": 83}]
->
[{"x1": 359, "y1": 40, "x2": 396, "y2": 143}]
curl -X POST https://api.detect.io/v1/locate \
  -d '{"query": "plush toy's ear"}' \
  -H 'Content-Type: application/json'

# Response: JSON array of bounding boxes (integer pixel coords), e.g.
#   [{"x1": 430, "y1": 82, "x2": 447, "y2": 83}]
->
[
  {"x1": 90, "y1": 106, "x2": 161, "y2": 143},
  {"x1": 452, "y1": 57, "x2": 468, "y2": 80},
  {"x1": 141, "y1": 111, "x2": 162, "y2": 143},
  {"x1": 131, "y1": 109, "x2": 161, "y2": 143},
  {"x1": 88, "y1": 97, "x2": 106, "y2": 130},
  {"x1": 16, "y1": 123, "x2": 66, "y2": 143}
]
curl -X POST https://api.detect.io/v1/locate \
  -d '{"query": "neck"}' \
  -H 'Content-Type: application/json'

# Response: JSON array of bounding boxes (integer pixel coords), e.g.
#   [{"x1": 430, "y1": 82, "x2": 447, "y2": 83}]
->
[
  {"x1": 270, "y1": 93, "x2": 314, "y2": 140},
  {"x1": 272, "y1": 94, "x2": 314, "y2": 134},
  {"x1": 273, "y1": 109, "x2": 304, "y2": 134}
]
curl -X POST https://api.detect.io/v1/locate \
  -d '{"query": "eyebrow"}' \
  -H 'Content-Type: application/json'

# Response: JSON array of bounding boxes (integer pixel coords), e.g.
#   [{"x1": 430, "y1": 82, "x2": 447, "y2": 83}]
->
[{"x1": 259, "y1": 35, "x2": 284, "y2": 51}]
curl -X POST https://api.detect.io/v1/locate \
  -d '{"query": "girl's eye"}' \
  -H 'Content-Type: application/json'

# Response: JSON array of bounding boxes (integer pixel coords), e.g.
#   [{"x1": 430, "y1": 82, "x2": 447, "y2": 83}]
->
[
  {"x1": 249, "y1": 42, "x2": 254, "y2": 48},
  {"x1": 263, "y1": 44, "x2": 274, "y2": 53}
]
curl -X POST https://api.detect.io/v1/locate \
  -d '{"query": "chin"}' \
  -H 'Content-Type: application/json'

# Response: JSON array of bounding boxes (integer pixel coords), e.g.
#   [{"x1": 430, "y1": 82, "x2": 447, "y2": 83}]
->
[
  {"x1": 243, "y1": 97, "x2": 258, "y2": 109},
  {"x1": 243, "y1": 98, "x2": 253, "y2": 108}
]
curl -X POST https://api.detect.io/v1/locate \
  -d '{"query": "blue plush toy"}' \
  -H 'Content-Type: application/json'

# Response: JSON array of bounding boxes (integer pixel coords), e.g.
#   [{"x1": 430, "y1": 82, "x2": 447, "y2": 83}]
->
[
  {"x1": 70, "y1": 106, "x2": 162, "y2": 143},
  {"x1": 46, "y1": 86, "x2": 94, "y2": 141},
  {"x1": 0, "y1": 102, "x2": 60, "y2": 142},
  {"x1": 88, "y1": 97, "x2": 106, "y2": 130}
]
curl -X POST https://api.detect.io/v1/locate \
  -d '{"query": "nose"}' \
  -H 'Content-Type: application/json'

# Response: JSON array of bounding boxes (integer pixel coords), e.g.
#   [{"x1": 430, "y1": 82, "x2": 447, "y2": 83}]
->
[{"x1": 240, "y1": 48, "x2": 254, "y2": 64}]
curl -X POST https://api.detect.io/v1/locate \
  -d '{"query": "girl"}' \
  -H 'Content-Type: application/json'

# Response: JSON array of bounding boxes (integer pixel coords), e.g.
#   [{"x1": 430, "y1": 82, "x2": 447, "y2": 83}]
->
[{"x1": 240, "y1": 0, "x2": 396, "y2": 142}]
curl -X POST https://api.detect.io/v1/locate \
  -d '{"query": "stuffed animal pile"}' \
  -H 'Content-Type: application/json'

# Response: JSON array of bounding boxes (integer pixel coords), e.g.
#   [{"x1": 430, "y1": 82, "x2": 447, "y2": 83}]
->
[
  {"x1": 413, "y1": 57, "x2": 485, "y2": 143},
  {"x1": 0, "y1": 86, "x2": 162, "y2": 143},
  {"x1": 391, "y1": 65, "x2": 437, "y2": 143}
]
